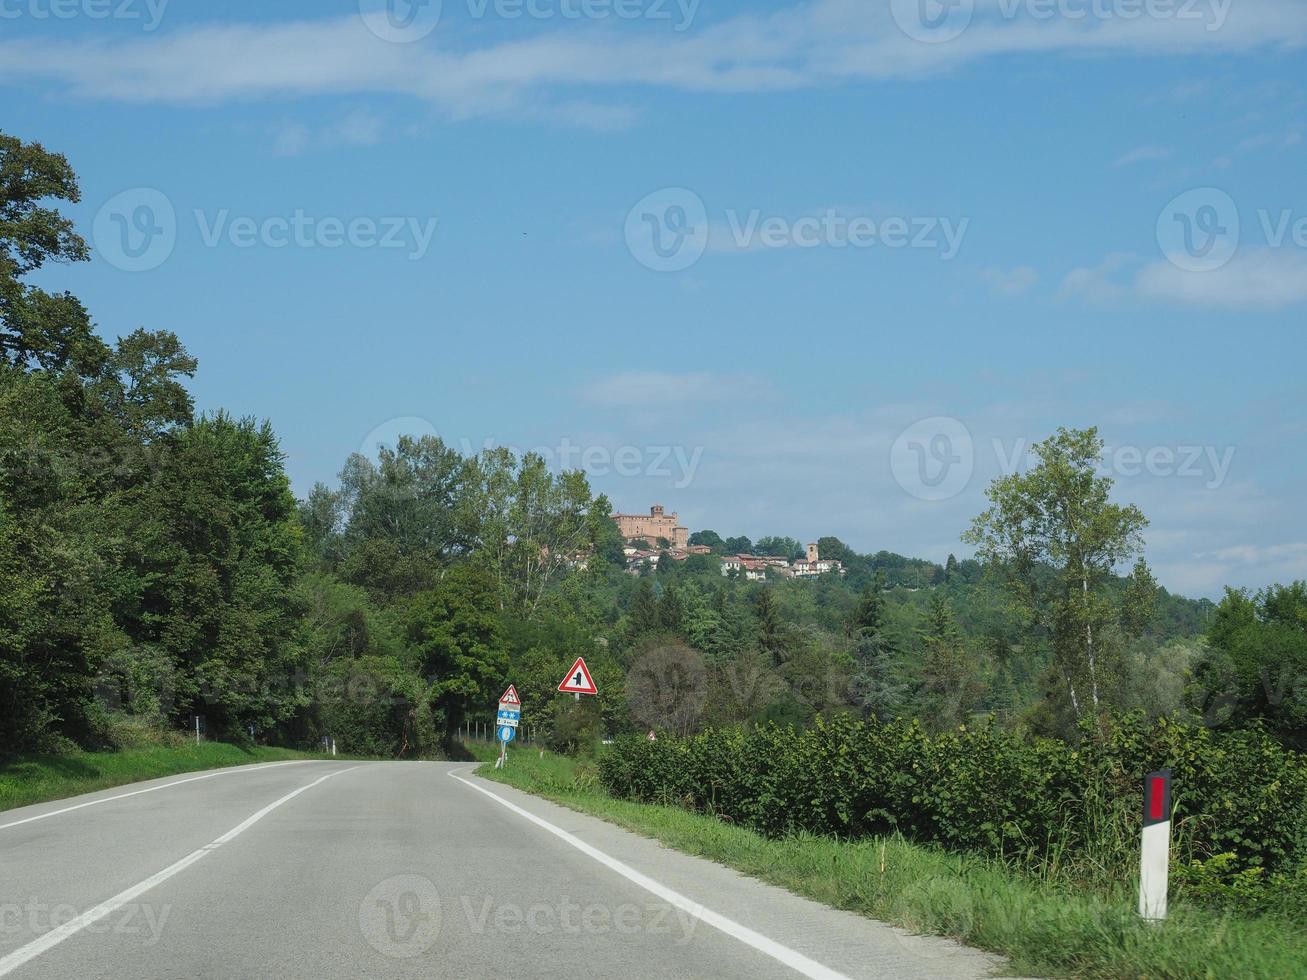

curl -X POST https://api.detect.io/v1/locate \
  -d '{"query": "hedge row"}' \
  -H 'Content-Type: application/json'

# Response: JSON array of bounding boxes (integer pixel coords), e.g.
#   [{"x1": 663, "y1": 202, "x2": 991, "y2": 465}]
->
[{"x1": 598, "y1": 715, "x2": 1307, "y2": 876}]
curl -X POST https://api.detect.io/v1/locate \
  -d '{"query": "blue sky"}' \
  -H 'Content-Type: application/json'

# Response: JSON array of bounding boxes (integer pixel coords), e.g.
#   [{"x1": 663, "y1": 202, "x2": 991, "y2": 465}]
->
[{"x1": 3, "y1": 0, "x2": 1304, "y2": 598}]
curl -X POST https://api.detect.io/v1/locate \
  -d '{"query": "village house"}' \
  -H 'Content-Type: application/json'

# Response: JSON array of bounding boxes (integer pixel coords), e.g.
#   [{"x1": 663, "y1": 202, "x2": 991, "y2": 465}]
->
[
  {"x1": 789, "y1": 543, "x2": 845, "y2": 578},
  {"x1": 720, "y1": 543, "x2": 843, "y2": 581}
]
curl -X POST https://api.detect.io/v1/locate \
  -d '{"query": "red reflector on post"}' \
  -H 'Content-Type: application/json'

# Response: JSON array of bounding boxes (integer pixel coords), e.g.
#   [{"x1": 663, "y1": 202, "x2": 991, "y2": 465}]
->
[{"x1": 1148, "y1": 775, "x2": 1166, "y2": 821}]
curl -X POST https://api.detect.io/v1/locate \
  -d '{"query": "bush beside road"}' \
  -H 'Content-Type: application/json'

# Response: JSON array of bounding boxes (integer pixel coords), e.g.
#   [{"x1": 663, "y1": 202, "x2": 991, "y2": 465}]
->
[{"x1": 472, "y1": 742, "x2": 1307, "y2": 980}]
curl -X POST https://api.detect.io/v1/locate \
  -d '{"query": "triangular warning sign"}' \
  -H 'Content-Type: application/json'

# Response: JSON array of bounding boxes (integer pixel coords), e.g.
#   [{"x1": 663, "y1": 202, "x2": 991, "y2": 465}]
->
[
  {"x1": 499, "y1": 685, "x2": 521, "y2": 706},
  {"x1": 557, "y1": 657, "x2": 598, "y2": 695}
]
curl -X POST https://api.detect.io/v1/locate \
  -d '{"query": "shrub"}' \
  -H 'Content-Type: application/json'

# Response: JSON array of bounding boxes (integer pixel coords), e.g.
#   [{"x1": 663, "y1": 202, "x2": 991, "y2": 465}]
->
[{"x1": 598, "y1": 713, "x2": 1307, "y2": 884}]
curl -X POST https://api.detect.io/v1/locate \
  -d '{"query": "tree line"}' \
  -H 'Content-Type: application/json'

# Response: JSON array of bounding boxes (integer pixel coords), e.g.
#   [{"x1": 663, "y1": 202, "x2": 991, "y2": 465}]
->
[{"x1": 2, "y1": 131, "x2": 1301, "y2": 760}]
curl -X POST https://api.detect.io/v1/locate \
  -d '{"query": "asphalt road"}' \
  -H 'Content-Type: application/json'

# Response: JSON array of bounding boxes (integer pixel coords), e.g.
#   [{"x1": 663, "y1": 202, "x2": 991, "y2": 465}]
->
[{"x1": 0, "y1": 761, "x2": 1005, "y2": 979}]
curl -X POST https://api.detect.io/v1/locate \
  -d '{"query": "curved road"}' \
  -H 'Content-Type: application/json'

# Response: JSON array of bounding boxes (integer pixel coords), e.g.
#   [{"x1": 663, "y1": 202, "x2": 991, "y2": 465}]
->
[{"x1": 0, "y1": 761, "x2": 1004, "y2": 979}]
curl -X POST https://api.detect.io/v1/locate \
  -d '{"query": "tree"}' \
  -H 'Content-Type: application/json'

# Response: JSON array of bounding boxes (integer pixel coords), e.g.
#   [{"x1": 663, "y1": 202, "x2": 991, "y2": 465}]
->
[
  {"x1": 467, "y1": 447, "x2": 597, "y2": 615},
  {"x1": 753, "y1": 587, "x2": 789, "y2": 665},
  {"x1": 658, "y1": 585, "x2": 685, "y2": 634},
  {"x1": 847, "y1": 572, "x2": 888, "y2": 636},
  {"x1": 963, "y1": 427, "x2": 1148, "y2": 723},
  {"x1": 1192, "y1": 582, "x2": 1307, "y2": 747},
  {"x1": 135, "y1": 413, "x2": 305, "y2": 739},
  {"x1": 755, "y1": 536, "x2": 803, "y2": 560},
  {"x1": 916, "y1": 592, "x2": 985, "y2": 731},
  {"x1": 406, "y1": 564, "x2": 508, "y2": 744},
  {"x1": 1121, "y1": 558, "x2": 1159, "y2": 638},
  {"x1": 689, "y1": 529, "x2": 724, "y2": 550},
  {"x1": 336, "y1": 434, "x2": 472, "y2": 599},
  {"x1": 723, "y1": 535, "x2": 752, "y2": 554},
  {"x1": 625, "y1": 579, "x2": 661, "y2": 638},
  {"x1": 0, "y1": 132, "x2": 108, "y2": 378}
]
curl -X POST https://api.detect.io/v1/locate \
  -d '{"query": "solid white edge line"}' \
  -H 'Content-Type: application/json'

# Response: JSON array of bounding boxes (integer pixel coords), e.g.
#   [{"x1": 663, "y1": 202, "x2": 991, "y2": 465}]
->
[
  {"x1": 0, "y1": 760, "x2": 320, "y2": 832},
  {"x1": 0, "y1": 765, "x2": 360, "y2": 978},
  {"x1": 448, "y1": 768, "x2": 851, "y2": 980}
]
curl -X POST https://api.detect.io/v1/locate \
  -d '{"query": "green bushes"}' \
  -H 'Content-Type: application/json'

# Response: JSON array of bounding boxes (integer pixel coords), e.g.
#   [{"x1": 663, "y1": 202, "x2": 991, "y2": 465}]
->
[{"x1": 598, "y1": 714, "x2": 1307, "y2": 883}]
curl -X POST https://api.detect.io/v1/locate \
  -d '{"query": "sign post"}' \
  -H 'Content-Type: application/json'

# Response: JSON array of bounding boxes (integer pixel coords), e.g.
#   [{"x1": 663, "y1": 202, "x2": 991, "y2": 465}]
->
[
  {"x1": 557, "y1": 657, "x2": 598, "y2": 698},
  {"x1": 1139, "y1": 769, "x2": 1172, "y2": 921},
  {"x1": 495, "y1": 686, "x2": 521, "y2": 769}
]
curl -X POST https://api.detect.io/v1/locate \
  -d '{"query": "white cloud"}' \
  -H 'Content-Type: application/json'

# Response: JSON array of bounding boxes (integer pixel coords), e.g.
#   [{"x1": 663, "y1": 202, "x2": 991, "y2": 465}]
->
[
  {"x1": 1135, "y1": 249, "x2": 1307, "y2": 310},
  {"x1": 271, "y1": 109, "x2": 385, "y2": 156},
  {"x1": 1061, "y1": 248, "x2": 1307, "y2": 312},
  {"x1": 582, "y1": 372, "x2": 763, "y2": 409},
  {"x1": 1058, "y1": 252, "x2": 1136, "y2": 304},
  {"x1": 0, "y1": 2, "x2": 1303, "y2": 119},
  {"x1": 1202, "y1": 541, "x2": 1307, "y2": 565},
  {"x1": 982, "y1": 265, "x2": 1039, "y2": 295},
  {"x1": 1113, "y1": 145, "x2": 1172, "y2": 167}
]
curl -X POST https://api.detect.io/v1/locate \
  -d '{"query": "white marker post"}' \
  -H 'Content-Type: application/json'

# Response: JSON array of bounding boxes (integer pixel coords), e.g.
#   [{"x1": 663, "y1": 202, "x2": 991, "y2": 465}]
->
[{"x1": 1139, "y1": 769, "x2": 1172, "y2": 921}]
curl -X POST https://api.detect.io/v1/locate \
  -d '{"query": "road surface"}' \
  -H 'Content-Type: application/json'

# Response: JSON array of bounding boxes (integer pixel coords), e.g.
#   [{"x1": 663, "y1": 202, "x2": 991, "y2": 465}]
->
[{"x1": 0, "y1": 761, "x2": 1005, "y2": 979}]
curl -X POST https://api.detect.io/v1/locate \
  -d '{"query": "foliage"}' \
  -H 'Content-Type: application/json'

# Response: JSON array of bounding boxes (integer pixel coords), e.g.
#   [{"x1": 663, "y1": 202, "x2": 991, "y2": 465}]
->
[
  {"x1": 1193, "y1": 582, "x2": 1307, "y2": 748},
  {"x1": 599, "y1": 713, "x2": 1307, "y2": 883},
  {"x1": 964, "y1": 427, "x2": 1149, "y2": 729},
  {"x1": 488, "y1": 745, "x2": 1307, "y2": 980}
]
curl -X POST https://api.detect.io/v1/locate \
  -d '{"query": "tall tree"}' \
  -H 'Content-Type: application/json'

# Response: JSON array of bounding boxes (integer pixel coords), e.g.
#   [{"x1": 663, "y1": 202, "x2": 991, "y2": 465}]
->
[
  {"x1": 336, "y1": 435, "x2": 472, "y2": 599},
  {"x1": 0, "y1": 132, "x2": 108, "y2": 377},
  {"x1": 916, "y1": 592, "x2": 985, "y2": 731},
  {"x1": 406, "y1": 564, "x2": 508, "y2": 744},
  {"x1": 963, "y1": 427, "x2": 1147, "y2": 722},
  {"x1": 467, "y1": 447, "x2": 596, "y2": 615},
  {"x1": 754, "y1": 587, "x2": 789, "y2": 665}
]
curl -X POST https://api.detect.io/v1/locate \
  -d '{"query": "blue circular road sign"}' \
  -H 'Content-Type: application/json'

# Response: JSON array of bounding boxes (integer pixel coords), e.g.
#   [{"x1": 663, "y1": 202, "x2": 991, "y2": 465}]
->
[{"x1": 498, "y1": 725, "x2": 516, "y2": 743}]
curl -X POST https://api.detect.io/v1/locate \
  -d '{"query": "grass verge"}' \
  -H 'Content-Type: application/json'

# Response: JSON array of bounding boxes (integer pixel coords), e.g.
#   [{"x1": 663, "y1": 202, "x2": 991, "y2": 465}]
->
[
  {"x1": 469, "y1": 743, "x2": 1307, "y2": 980},
  {"x1": 0, "y1": 742, "x2": 340, "y2": 813}
]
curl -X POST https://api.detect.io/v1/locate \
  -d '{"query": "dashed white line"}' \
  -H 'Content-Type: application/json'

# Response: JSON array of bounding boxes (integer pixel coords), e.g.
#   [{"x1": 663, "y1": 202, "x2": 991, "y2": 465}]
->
[
  {"x1": 448, "y1": 768, "x2": 852, "y2": 980},
  {"x1": 0, "y1": 766, "x2": 359, "y2": 978},
  {"x1": 0, "y1": 760, "x2": 318, "y2": 832}
]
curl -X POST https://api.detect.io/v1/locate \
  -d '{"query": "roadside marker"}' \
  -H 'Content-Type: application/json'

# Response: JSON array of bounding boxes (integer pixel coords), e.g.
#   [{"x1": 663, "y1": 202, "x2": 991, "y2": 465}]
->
[
  {"x1": 1139, "y1": 769, "x2": 1172, "y2": 921},
  {"x1": 557, "y1": 657, "x2": 598, "y2": 696}
]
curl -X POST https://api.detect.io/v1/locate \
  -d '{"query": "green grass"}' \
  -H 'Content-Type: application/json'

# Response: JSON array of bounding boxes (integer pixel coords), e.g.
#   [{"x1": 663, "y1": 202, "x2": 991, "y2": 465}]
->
[
  {"x1": 471, "y1": 743, "x2": 1307, "y2": 980},
  {"x1": 0, "y1": 742, "x2": 341, "y2": 813}
]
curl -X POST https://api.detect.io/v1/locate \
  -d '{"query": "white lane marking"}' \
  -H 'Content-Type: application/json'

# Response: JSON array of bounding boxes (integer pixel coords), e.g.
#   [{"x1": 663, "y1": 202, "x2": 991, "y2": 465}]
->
[
  {"x1": 0, "y1": 761, "x2": 320, "y2": 832},
  {"x1": 448, "y1": 769, "x2": 852, "y2": 980},
  {"x1": 0, "y1": 766, "x2": 360, "y2": 978}
]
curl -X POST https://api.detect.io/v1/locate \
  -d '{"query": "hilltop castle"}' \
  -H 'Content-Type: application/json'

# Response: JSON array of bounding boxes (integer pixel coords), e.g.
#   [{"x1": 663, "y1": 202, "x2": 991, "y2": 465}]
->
[{"x1": 612, "y1": 504, "x2": 689, "y2": 550}]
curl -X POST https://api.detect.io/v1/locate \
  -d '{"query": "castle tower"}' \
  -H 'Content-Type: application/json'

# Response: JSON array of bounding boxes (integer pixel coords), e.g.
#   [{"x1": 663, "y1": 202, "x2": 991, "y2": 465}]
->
[{"x1": 807, "y1": 542, "x2": 819, "y2": 563}]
